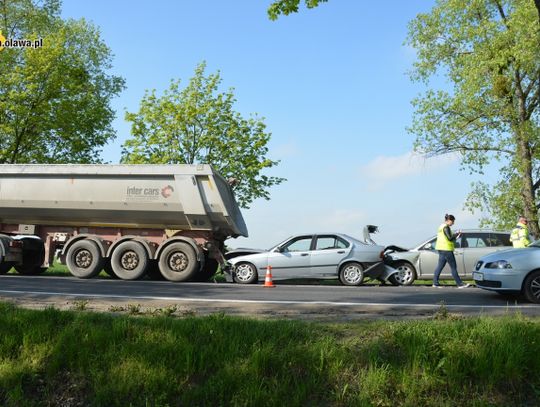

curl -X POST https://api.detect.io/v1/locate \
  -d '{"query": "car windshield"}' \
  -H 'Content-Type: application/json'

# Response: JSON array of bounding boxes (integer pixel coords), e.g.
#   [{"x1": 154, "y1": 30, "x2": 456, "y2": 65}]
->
[{"x1": 528, "y1": 240, "x2": 540, "y2": 248}]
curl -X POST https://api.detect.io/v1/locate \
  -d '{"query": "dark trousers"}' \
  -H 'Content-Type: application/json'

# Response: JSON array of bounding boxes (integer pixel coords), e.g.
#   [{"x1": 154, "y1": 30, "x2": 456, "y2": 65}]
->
[{"x1": 433, "y1": 250, "x2": 464, "y2": 286}]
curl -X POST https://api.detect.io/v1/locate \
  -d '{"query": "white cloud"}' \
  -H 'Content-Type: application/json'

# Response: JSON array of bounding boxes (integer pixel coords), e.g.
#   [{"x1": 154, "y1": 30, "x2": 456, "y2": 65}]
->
[{"x1": 360, "y1": 151, "x2": 458, "y2": 189}]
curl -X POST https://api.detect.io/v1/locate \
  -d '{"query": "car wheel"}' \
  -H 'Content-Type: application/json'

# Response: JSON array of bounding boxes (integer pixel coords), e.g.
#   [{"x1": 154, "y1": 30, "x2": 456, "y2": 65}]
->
[
  {"x1": 523, "y1": 270, "x2": 540, "y2": 304},
  {"x1": 339, "y1": 262, "x2": 364, "y2": 286},
  {"x1": 233, "y1": 262, "x2": 258, "y2": 284},
  {"x1": 389, "y1": 261, "x2": 417, "y2": 286}
]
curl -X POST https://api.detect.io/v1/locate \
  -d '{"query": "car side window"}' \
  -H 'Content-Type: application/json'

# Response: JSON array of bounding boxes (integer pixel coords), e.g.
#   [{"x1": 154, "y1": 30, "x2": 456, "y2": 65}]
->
[
  {"x1": 420, "y1": 238, "x2": 436, "y2": 250},
  {"x1": 461, "y1": 233, "x2": 488, "y2": 248},
  {"x1": 488, "y1": 233, "x2": 512, "y2": 247},
  {"x1": 282, "y1": 237, "x2": 312, "y2": 252},
  {"x1": 315, "y1": 236, "x2": 350, "y2": 250}
]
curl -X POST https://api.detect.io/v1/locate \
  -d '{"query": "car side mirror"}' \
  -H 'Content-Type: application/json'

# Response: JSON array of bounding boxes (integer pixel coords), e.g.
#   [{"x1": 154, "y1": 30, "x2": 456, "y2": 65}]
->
[
  {"x1": 423, "y1": 243, "x2": 432, "y2": 250},
  {"x1": 275, "y1": 246, "x2": 285, "y2": 253}
]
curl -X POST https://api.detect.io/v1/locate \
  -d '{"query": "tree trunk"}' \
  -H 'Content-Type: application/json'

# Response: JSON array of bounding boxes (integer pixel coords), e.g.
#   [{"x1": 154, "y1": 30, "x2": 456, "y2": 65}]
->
[
  {"x1": 535, "y1": 0, "x2": 540, "y2": 23},
  {"x1": 517, "y1": 132, "x2": 540, "y2": 238}
]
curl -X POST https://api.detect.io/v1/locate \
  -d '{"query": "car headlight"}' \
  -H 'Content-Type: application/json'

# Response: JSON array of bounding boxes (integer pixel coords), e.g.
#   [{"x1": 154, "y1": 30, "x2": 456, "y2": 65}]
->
[{"x1": 484, "y1": 260, "x2": 512, "y2": 269}]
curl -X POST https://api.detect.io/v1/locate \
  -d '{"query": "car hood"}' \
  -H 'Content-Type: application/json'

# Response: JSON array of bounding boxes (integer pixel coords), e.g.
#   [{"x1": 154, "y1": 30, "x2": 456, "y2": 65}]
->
[
  {"x1": 225, "y1": 247, "x2": 267, "y2": 260},
  {"x1": 479, "y1": 247, "x2": 533, "y2": 262}
]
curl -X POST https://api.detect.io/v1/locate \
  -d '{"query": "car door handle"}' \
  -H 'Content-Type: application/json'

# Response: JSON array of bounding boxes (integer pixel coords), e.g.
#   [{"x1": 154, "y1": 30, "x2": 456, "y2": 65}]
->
[
  {"x1": 300, "y1": 253, "x2": 309, "y2": 256},
  {"x1": 337, "y1": 250, "x2": 345, "y2": 254}
]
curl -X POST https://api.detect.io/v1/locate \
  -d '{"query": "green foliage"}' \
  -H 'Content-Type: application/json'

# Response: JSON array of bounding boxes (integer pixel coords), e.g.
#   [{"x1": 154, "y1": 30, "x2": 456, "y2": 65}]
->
[
  {"x1": 0, "y1": 302, "x2": 538, "y2": 406},
  {"x1": 122, "y1": 62, "x2": 285, "y2": 208},
  {"x1": 0, "y1": 0, "x2": 125, "y2": 164},
  {"x1": 267, "y1": 0, "x2": 328, "y2": 20},
  {"x1": 407, "y1": 0, "x2": 540, "y2": 234}
]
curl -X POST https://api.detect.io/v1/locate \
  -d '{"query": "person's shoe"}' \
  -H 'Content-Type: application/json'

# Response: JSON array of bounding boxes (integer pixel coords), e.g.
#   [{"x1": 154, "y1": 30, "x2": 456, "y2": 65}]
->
[
  {"x1": 432, "y1": 284, "x2": 443, "y2": 288},
  {"x1": 457, "y1": 283, "x2": 471, "y2": 289}
]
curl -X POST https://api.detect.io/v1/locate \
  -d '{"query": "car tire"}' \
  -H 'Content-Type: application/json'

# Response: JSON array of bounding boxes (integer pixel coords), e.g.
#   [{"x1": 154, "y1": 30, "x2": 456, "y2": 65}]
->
[
  {"x1": 389, "y1": 261, "x2": 417, "y2": 286},
  {"x1": 523, "y1": 270, "x2": 540, "y2": 304},
  {"x1": 233, "y1": 262, "x2": 258, "y2": 284},
  {"x1": 339, "y1": 262, "x2": 364, "y2": 286}
]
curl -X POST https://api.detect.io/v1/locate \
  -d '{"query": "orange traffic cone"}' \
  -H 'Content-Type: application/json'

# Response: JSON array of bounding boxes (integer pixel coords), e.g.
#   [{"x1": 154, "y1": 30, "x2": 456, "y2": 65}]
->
[{"x1": 263, "y1": 265, "x2": 275, "y2": 287}]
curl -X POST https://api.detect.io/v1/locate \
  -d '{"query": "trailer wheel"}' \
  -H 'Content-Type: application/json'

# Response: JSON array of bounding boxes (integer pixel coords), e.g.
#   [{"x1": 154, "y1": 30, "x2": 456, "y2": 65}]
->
[
  {"x1": 111, "y1": 241, "x2": 149, "y2": 280},
  {"x1": 158, "y1": 242, "x2": 198, "y2": 282},
  {"x1": 66, "y1": 240, "x2": 103, "y2": 279},
  {"x1": 15, "y1": 239, "x2": 46, "y2": 275}
]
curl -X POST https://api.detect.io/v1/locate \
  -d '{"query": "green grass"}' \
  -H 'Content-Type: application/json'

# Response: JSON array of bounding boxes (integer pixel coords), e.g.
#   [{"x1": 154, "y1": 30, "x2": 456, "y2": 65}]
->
[{"x1": 0, "y1": 302, "x2": 538, "y2": 406}]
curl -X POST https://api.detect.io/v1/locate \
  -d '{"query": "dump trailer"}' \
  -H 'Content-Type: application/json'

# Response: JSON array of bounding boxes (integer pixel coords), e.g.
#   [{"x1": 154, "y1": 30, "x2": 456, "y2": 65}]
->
[{"x1": 0, "y1": 164, "x2": 248, "y2": 282}]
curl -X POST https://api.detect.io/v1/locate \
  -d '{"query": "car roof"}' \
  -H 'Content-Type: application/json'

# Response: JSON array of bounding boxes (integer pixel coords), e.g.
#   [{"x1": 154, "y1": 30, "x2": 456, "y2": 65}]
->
[{"x1": 413, "y1": 229, "x2": 511, "y2": 248}]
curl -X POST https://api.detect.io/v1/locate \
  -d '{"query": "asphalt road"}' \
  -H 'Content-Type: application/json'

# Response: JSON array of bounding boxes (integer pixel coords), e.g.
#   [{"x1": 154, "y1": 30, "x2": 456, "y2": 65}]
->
[{"x1": 0, "y1": 275, "x2": 538, "y2": 320}]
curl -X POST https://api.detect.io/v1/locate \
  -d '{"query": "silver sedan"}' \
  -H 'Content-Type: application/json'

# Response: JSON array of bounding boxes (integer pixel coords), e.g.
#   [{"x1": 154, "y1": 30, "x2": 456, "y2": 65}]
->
[
  {"x1": 384, "y1": 229, "x2": 512, "y2": 285},
  {"x1": 473, "y1": 242, "x2": 540, "y2": 303},
  {"x1": 227, "y1": 232, "x2": 390, "y2": 286}
]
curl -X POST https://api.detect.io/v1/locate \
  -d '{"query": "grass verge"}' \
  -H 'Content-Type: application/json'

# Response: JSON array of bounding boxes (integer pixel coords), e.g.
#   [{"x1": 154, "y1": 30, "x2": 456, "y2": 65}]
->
[{"x1": 0, "y1": 302, "x2": 538, "y2": 406}]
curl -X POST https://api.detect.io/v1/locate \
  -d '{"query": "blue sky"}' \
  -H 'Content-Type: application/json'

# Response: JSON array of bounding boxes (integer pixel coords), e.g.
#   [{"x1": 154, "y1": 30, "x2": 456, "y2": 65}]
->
[{"x1": 61, "y1": 0, "x2": 498, "y2": 249}]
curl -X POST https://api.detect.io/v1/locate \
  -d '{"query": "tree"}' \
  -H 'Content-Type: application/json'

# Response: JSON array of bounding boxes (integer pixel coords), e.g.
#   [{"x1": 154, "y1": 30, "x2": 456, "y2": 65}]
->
[
  {"x1": 121, "y1": 62, "x2": 285, "y2": 208},
  {"x1": 0, "y1": 0, "x2": 125, "y2": 164},
  {"x1": 267, "y1": 0, "x2": 327, "y2": 20},
  {"x1": 407, "y1": 0, "x2": 540, "y2": 235}
]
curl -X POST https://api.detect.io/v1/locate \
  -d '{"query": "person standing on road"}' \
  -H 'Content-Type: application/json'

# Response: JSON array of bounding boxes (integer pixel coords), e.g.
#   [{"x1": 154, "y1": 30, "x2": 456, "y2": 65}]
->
[
  {"x1": 432, "y1": 214, "x2": 470, "y2": 288},
  {"x1": 511, "y1": 216, "x2": 531, "y2": 248}
]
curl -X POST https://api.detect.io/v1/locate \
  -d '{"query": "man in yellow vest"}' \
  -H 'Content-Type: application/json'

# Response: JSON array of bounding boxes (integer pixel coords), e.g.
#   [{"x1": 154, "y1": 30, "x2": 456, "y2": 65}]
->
[
  {"x1": 433, "y1": 214, "x2": 471, "y2": 288},
  {"x1": 511, "y1": 216, "x2": 531, "y2": 248}
]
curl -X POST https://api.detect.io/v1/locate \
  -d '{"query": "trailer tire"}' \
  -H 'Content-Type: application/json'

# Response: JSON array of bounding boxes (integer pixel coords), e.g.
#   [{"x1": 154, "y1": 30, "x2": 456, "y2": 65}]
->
[
  {"x1": 110, "y1": 241, "x2": 149, "y2": 280},
  {"x1": 158, "y1": 242, "x2": 198, "y2": 282},
  {"x1": 15, "y1": 239, "x2": 46, "y2": 275},
  {"x1": 66, "y1": 240, "x2": 103, "y2": 279}
]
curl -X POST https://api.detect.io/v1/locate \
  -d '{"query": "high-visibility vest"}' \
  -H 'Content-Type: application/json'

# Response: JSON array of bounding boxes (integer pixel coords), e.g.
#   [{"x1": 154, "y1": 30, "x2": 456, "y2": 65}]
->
[
  {"x1": 511, "y1": 222, "x2": 530, "y2": 248},
  {"x1": 435, "y1": 223, "x2": 454, "y2": 251}
]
